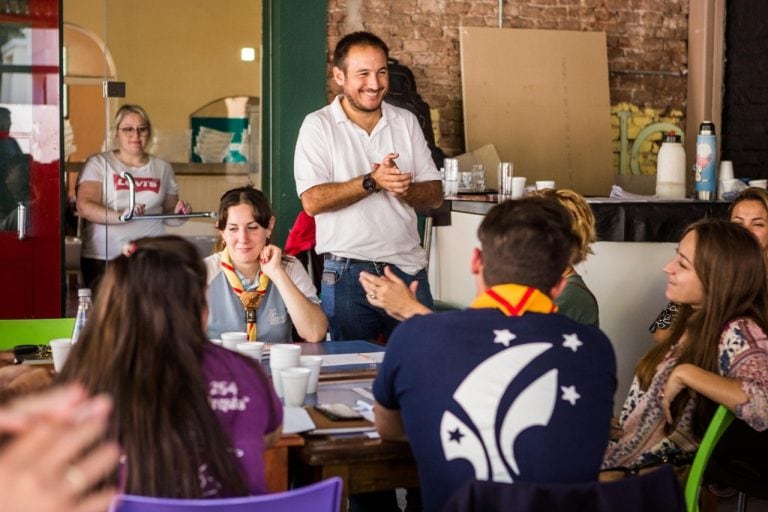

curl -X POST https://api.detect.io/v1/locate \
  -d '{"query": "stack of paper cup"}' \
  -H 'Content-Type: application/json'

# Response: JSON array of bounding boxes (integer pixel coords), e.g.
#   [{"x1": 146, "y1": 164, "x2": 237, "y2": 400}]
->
[
  {"x1": 300, "y1": 355, "x2": 323, "y2": 394},
  {"x1": 236, "y1": 342, "x2": 265, "y2": 361},
  {"x1": 443, "y1": 158, "x2": 459, "y2": 197},
  {"x1": 498, "y1": 162, "x2": 513, "y2": 198},
  {"x1": 220, "y1": 332, "x2": 247, "y2": 351},
  {"x1": 269, "y1": 344, "x2": 301, "y2": 397}
]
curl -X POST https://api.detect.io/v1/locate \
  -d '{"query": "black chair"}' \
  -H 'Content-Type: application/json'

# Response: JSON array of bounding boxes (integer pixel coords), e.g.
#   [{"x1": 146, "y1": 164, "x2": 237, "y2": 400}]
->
[
  {"x1": 442, "y1": 465, "x2": 684, "y2": 512},
  {"x1": 704, "y1": 418, "x2": 768, "y2": 512}
]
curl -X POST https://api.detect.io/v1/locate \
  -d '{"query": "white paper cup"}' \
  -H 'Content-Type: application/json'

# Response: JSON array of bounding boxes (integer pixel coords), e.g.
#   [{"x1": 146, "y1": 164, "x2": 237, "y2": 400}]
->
[
  {"x1": 236, "y1": 342, "x2": 264, "y2": 361},
  {"x1": 511, "y1": 177, "x2": 527, "y2": 198},
  {"x1": 220, "y1": 331, "x2": 247, "y2": 350},
  {"x1": 536, "y1": 180, "x2": 556, "y2": 190},
  {"x1": 719, "y1": 160, "x2": 735, "y2": 181},
  {"x1": 49, "y1": 338, "x2": 72, "y2": 372},
  {"x1": 300, "y1": 355, "x2": 323, "y2": 394},
  {"x1": 280, "y1": 367, "x2": 311, "y2": 406},
  {"x1": 269, "y1": 344, "x2": 301, "y2": 396}
]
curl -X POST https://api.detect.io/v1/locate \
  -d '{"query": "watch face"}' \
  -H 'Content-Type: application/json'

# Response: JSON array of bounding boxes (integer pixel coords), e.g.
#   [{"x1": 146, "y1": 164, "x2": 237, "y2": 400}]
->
[{"x1": 363, "y1": 174, "x2": 376, "y2": 192}]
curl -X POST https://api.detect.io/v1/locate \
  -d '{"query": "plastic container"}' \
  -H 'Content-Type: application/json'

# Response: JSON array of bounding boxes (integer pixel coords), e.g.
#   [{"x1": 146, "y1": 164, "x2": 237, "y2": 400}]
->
[
  {"x1": 695, "y1": 121, "x2": 717, "y2": 200},
  {"x1": 70, "y1": 288, "x2": 92, "y2": 344},
  {"x1": 655, "y1": 132, "x2": 686, "y2": 199}
]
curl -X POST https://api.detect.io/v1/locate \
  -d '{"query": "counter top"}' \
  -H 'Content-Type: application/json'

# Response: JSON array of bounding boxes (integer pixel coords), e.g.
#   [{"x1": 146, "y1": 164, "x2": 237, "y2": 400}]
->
[{"x1": 444, "y1": 196, "x2": 730, "y2": 243}]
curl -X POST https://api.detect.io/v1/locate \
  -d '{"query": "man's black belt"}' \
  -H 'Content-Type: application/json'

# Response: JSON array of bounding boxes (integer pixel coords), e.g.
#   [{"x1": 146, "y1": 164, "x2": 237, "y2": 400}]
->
[{"x1": 324, "y1": 253, "x2": 386, "y2": 266}]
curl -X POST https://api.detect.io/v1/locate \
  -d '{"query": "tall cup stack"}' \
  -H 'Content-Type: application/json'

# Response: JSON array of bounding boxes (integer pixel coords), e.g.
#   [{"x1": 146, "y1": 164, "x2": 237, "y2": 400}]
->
[{"x1": 269, "y1": 344, "x2": 301, "y2": 397}]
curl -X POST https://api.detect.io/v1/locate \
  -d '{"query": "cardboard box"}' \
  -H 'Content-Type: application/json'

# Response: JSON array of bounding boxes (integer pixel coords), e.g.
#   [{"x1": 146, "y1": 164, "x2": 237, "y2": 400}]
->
[
  {"x1": 460, "y1": 28, "x2": 614, "y2": 196},
  {"x1": 454, "y1": 143, "x2": 502, "y2": 190}
]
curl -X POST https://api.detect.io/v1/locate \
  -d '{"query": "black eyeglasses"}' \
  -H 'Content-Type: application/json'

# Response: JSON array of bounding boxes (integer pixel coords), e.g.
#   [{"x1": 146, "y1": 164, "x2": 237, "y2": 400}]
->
[{"x1": 120, "y1": 126, "x2": 149, "y2": 136}]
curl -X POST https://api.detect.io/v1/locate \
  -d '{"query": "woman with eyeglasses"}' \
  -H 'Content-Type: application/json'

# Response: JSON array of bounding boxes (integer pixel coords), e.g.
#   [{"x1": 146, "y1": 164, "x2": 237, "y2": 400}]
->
[{"x1": 76, "y1": 104, "x2": 191, "y2": 291}]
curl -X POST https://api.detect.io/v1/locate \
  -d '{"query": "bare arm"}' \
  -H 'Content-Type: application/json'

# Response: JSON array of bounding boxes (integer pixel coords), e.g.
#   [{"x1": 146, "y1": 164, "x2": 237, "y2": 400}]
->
[
  {"x1": 374, "y1": 401, "x2": 407, "y2": 441},
  {"x1": 259, "y1": 245, "x2": 328, "y2": 342},
  {"x1": 301, "y1": 152, "x2": 440, "y2": 215},
  {"x1": 400, "y1": 180, "x2": 443, "y2": 209},
  {"x1": 76, "y1": 180, "x2": 137, "y2": 225},
  {"x1": 300, "y1": 178, "x2": 372, "y2": 216},
  {"x1": 161, "y1": 193, "x2": 192, "y2": 227},
  {"x1": 661, "y1": 363, "x2": 749, "y2": 423}
]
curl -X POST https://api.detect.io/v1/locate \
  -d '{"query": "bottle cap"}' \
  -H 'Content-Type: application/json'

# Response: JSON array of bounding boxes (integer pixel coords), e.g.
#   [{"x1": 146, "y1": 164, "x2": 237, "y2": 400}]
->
[
  {"x1": 663, "y1": 131, "x2": 682, "y2": 143},
  {"x1": 78, "y1": 288, "x2": 92, "y2": 297},
  {"x1": 699, "y1": 121, "x2": 716, "y2": 135}
]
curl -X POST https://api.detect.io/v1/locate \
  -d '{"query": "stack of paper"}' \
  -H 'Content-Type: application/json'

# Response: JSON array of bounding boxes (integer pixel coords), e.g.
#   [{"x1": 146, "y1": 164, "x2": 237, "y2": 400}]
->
[{"x1": 193, "y1": 126, "x2": 233, "y2": 163}]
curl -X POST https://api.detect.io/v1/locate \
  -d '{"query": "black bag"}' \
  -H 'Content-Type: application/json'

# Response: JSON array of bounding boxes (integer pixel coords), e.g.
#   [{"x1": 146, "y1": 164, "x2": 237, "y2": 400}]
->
[{"x1": 385, "y1": 58, "x2": 446, "y2": 169}]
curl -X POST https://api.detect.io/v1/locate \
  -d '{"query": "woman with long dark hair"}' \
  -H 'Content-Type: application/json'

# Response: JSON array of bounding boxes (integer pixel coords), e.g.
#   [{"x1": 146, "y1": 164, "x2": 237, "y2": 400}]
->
[
  {"x1": 650, "y1": 187, "x2": 768, "y2": 340},
  {"x1": 59, "y1": 235, "x2": 282, "y2": 497},
  {"x1": 603, "y1": 220, "x2": 768, "y2": 469}
]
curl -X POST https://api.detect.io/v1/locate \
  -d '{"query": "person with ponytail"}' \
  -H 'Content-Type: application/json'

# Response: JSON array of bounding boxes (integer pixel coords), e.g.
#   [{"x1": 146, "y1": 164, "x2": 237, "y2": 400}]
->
[{"x1": 59, "y1": 235, "x2": 282, "y2": 497}]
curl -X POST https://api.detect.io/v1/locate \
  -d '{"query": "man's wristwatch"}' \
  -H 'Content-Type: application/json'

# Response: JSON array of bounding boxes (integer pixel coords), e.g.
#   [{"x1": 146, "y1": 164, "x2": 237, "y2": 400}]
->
[{"x1": 362, "y1": 172, "x2": 378, "y2": 193}]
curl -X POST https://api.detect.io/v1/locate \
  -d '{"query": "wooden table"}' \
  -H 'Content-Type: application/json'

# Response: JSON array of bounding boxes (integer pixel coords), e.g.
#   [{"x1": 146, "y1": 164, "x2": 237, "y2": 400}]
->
[
  {"x1": 264, "y1": 434, "x2": 304, "y2": 492},
  {"x1": 287, "y1": 362, "x2": 420, "y2": 510},
  {"x1": 290, "y1": 435, "x2": 420, "y2": 510}
]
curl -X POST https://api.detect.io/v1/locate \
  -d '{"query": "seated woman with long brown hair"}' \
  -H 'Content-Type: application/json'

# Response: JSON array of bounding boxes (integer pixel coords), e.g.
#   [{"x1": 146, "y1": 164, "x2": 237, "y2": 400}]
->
[
  {"x1": 58, "y1": 235, "x2": 282, "y2": 498},
  {"x1": 603, "y1": 220, "x2": 768, "y2": 470},
  {"x1": 650, "y1": 186, "x2": 768, "y2": 341}
]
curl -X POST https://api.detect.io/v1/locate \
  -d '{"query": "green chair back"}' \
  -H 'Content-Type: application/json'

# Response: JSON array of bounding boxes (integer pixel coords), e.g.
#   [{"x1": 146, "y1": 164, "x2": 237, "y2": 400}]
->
[
  {"x1": 684, "y1": 405, "x2": 736, "y2": 512},
  {"x1": 0, "y1": 318, "x2": 76, "y2": 350}
]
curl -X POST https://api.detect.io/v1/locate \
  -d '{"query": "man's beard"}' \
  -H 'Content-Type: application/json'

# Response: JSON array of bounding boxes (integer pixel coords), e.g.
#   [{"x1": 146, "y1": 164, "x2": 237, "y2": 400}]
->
[{"x1": 343, "y1": 91, "x2": 383, "y2": 113}]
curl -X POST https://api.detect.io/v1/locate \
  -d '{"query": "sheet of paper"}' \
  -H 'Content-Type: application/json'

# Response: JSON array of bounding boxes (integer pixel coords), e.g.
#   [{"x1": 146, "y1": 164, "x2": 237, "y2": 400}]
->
[
  {"x1": 282, "y1": 405, "x2": 315, "y2": 434},
  {"x1": 320, "y1": 352, "x2": 385, "y2": 366}
]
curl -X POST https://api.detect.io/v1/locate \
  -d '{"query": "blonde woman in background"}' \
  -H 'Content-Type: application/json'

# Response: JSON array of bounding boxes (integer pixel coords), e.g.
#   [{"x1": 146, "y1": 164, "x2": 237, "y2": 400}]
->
[
  {"x1": 527, "y1": 188, "x2": 599, "y2": 326},
  {"x1": 76, "y1": 104, "x2": 191, "y2": 291}
]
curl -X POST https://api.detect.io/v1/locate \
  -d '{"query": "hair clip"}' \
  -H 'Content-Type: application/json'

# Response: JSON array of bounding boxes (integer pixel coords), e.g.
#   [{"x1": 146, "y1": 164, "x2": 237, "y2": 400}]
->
[{"x1": 122, "y1": 243, "x2": 138, "y2": 257}]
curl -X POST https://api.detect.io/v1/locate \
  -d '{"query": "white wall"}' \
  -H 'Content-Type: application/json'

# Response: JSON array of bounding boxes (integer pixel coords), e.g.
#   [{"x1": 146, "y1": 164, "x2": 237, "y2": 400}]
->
[{"x1": 432, "y1": 211, "x2": 675, "y2": 413}]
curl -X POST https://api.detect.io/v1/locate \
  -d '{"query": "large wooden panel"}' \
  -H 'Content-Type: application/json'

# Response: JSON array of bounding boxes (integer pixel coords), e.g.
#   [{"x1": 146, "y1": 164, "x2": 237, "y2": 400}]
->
[{"x1": 460, "y1": 27, "x2": 613, "y2": 196}]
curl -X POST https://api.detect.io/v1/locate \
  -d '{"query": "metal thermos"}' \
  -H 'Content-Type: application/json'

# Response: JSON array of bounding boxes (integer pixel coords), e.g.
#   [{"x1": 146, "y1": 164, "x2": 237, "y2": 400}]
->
[
  {"x1": 655, "y1": 132, "x2": 686, "y2": 199},
  {"x1": 695, "y1": 121, "x2": 717, "y2": 200}
]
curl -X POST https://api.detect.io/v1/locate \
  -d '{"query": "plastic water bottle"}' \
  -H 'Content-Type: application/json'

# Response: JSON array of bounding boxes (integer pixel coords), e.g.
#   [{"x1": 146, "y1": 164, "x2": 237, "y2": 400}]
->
[
  {"x1": 655, "y1": 132, "x2": 686, "y2": 199},
  {"x1": 695, "y1": 121, "x2": 717, "y2": 200},
  {"x1": 71, "y1": 288, "x2": 92, "y2": 344}
]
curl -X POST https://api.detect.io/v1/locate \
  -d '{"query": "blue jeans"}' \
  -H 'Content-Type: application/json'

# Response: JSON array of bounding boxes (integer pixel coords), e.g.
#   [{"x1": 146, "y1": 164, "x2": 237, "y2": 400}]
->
[{"x1": 321, "y1": 258, "x2": 434, "y2": 342}]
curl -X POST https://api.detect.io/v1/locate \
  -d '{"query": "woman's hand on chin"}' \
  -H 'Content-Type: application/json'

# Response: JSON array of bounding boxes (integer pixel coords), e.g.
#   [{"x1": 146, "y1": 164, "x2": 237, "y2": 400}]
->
[{"x1": 259, "y1": 244, "x2": 283, "y2": 279}]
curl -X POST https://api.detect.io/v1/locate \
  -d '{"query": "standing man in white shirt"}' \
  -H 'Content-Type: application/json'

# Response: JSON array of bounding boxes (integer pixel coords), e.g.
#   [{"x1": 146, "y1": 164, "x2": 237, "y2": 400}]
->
[{"x1": 294, "y1": 31, "x2": 443, "y2": 343}]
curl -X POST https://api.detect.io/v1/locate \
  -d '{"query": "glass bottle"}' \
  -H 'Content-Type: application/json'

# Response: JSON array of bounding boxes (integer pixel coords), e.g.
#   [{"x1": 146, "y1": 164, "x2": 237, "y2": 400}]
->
[{"x1": 71, "y1": 288, "x2": 92, "y2": 344}]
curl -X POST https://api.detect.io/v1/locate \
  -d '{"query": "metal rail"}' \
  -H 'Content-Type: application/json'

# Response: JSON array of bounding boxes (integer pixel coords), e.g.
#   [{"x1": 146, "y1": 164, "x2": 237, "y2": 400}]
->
[{"x1": 119, "y1": 171, "x2": 217, "y2": 221}]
